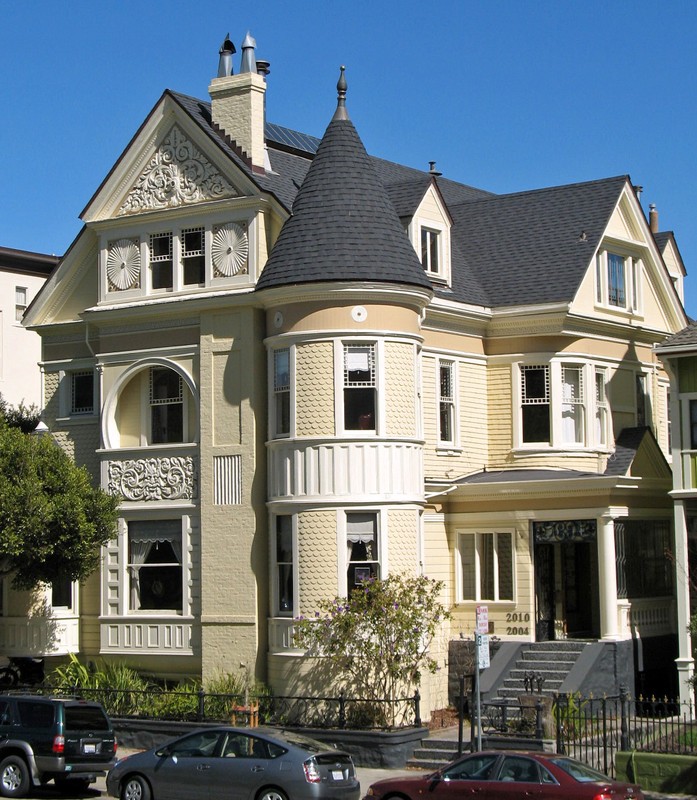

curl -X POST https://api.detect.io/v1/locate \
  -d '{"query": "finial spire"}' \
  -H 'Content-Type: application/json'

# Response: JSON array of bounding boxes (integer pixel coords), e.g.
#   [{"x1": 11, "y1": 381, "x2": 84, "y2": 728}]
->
[
  {"x1": 240, "y1": 31, "x2": 257, "y2": 74},
  {"x1": 332, "y1": 66, "x2": 349, "y2": 121},
  {"x1": 217, "y1": 33, "x2": 236, "y2": 78}
]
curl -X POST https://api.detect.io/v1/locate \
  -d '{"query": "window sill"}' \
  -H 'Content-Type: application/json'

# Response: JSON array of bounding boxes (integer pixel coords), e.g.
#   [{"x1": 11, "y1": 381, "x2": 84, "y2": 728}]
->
[
  {"x1": 56, "y1": 414, "x2": 98, "y2": 425},
  {"x1": 455, "y1": 600, "x2": 516, "y2": 607},
  {"x1": 436, "y1": 445, "x2": 463, "y2": 456},
  {"x1": 512, "y1": 445, "x2": 611, "y2": 457},
  {"x1": 593, "y1": 302, "x2": 644, "y2": 321}
]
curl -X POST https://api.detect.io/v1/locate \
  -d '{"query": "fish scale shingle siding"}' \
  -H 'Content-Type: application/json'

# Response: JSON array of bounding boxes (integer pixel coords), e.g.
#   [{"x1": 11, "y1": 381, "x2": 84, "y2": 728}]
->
[{"x1": 295, "y1": 342, "x2": 335, "y2": 438}]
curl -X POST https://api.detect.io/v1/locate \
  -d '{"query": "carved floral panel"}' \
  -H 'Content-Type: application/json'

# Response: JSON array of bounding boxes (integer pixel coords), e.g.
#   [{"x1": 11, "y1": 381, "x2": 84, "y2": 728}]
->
[
  {"x1": 108, "y1": 456, "x2": 198, "y2": 501},
  {"x1": 118, "y1": 126, "x2": 238, "y2": 215}
]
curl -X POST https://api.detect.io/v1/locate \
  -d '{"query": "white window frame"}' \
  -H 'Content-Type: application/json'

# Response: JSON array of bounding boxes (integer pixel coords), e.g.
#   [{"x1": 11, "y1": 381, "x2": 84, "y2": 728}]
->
[
  {"x1": 49, "y1": 576, "x2": 78, "y2": 616},
  {"x1": 595, "y1": 249, "x2": 643, "y2": 314},
  {"x1": 181, "y1": 226, "x2": 206, "y2": 286},
  {"x1": 15, "y1": 286, "x2": 27, "y2": 323},
  {"x1": 338, "y1": 341, "x2": 380, "y2": 435},
  {"x1": 437, "y1": 358, "x2": 457, "y2": 447},
  {"x1": 271, "y1": 347, "x2": 291, "y2": 439},
  {"x1": 339, "y1": 510, "x2": 385, "y2": 596},
  {"x1": 594, "y1": 368, "x2": 609, "y2": 449},
  {"x1": 271, "y1": 514, "x2": 296, "y2": 617},
  {"x1": 515, "y1": 361, "x2": 611, "y2": 451},
  {"x1": 148, "y1": 366, "x2": 186, "y2": 445},
  {"x1": 458, "y1": 530, "x2": 515, "y2": 603},
  {"x1": 149, "y1": 231, "x2": 174, "y2": 292},
  {"x1": 125, "y1": 517, "x2": 187, "y2": 616}
]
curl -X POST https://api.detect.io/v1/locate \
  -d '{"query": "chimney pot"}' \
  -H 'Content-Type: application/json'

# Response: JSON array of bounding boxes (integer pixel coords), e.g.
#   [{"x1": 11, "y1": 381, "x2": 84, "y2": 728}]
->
[{"x1": 649, "y1": 203, "x2": 659, "y2": 234}]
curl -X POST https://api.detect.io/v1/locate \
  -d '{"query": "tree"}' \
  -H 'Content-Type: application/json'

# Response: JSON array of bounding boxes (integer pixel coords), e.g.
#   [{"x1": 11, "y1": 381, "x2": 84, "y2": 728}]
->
[
  {"x1": 0, "y1": 413, "x2": 119, "y2": 590},
  {"x1": 293, "y1": 574, "x2": 450, "y2": 727}
]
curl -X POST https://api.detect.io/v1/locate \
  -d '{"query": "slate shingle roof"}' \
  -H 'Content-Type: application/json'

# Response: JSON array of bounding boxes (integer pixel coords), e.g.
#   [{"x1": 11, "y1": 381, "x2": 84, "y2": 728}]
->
[
  {"x1": 169, "y1": 91, "x2": 632, "y2": 307},
  {"x1": 657, "y1": 320, "x2": 697, "y2": 350},
  {"x1": 256, "y1": 113, "x2": 432, "y2": 291}
]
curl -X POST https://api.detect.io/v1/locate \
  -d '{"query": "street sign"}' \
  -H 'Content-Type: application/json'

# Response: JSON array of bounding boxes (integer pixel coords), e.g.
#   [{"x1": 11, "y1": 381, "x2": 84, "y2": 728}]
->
[
  {"x1": 476, "y1": 632, "x2": 490, "y2": 669},
  {"x1": 476, "y1": 605, "x2": 488, "y2": 634}
]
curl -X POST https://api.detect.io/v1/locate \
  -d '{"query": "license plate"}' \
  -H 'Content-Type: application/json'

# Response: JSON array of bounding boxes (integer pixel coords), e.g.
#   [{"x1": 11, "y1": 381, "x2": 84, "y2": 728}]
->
[
  {"x1": 331, "y1": 770, "x2": 344, "y2": 780},
  {"x1": 83, "y1": 744, "x2": 96, "y2": 754}
]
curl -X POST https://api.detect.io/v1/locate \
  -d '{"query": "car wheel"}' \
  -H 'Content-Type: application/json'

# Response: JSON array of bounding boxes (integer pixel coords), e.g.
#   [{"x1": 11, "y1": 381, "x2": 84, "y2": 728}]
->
[
  {"x1": 0, "y1": 756, "x2": 30, "y2": 799},
  {"x1": 257, "y1": 788, "x2": 288, "y2": 800},
  {"x1": 120, "y1": 774, "x2": 152, "y2": 800}
]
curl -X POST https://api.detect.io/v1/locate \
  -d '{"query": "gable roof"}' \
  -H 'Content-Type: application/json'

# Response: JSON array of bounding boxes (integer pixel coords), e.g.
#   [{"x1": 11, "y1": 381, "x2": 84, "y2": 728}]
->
[
  {"x1": 442, "y1": 176, "x2": 629, "y2": 308},
  {"x1": 256, "y1": 104, "x2": 432, "y2": 292}
]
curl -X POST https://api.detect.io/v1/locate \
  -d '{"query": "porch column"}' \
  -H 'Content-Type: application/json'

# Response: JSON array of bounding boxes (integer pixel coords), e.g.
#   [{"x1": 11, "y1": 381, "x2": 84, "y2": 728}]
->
[
  {"x1": 598, "y1": 515, "x2": 620, "y2": 640},
  {"x1": 674, "y1": 499, "x2": 695, "y2": 705}
]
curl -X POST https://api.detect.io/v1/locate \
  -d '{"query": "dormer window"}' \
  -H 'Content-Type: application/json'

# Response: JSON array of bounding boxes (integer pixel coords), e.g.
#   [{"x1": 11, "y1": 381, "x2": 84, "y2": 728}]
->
[
  {"x1": 596, "y1": 250, "x2": 642, "y2": 313},
  {"x1": 421, "y1": 228, "x2": 440, "y2": 274}
]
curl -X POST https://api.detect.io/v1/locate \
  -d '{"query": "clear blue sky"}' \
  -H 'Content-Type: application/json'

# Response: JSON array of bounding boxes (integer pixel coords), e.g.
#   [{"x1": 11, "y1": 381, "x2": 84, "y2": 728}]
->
[{"x1": 2, "y1": 1, "x2": 696, "y2": 315}]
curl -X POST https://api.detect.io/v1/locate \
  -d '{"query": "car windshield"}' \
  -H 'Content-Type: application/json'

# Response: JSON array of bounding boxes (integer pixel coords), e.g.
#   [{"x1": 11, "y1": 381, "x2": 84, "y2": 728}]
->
[{"x1": 547, "y1": 757, "x2": 610, "y2": 782}]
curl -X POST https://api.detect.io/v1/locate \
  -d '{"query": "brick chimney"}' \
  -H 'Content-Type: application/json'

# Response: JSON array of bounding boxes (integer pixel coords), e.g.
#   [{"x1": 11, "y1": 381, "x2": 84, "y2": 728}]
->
[
  {"x1": 649, "y1": 203, "x2": 659, "y2": 234},
  {"x1": 208, "y1": 32, "x2": 267, "y2": 173}
]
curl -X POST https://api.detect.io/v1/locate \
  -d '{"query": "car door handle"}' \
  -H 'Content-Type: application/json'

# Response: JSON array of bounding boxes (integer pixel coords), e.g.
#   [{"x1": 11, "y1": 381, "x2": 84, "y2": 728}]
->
[
  {"x1": 252, "y1": 766, "x2": 265, "y2": 773},
  {"x1": 197, "y1": 764, "x2": 210, "y2": 770}
]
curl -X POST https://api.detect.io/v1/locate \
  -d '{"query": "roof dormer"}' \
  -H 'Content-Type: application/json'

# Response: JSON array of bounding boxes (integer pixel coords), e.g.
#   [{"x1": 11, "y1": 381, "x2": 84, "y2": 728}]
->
[{"x1": 410, "y1": 172, "x2": 452, "y2": 286}]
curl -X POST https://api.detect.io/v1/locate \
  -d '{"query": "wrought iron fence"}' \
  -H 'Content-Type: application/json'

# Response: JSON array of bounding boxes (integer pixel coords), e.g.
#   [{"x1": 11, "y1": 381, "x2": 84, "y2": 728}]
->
[
  {"x1": 470, "y1": 687, "x2": 697, "y2": 778},
  {"x1": 22, "y1": 684, "x2": 422, "y2": 731}
]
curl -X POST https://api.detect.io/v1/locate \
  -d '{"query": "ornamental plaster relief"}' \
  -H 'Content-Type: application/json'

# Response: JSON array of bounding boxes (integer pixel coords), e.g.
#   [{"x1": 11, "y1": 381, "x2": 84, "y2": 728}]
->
[
  {"x1": 108, "y1": 455, "x2": 197, "y2": 501},
  {"x1": 118, "y1": 126, "x2": 238, "y2": 215}
]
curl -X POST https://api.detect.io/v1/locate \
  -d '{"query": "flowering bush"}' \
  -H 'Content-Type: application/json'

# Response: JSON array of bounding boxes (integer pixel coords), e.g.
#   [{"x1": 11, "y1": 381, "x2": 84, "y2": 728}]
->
[{"x1": 294, "y1": 574, "x2": 449, "y2": 727}]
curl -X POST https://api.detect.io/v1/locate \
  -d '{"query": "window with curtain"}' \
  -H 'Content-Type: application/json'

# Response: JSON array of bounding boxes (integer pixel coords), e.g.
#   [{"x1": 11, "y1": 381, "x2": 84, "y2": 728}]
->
[
  {"x1": 459, "y1": 531, "x2": 514, "y2": 602},
  {"x1": 346, "y1": 513, "x2": 379, "y2": 592},
  {"x1": 343, "y1": 344, "x2": 376, "y2": 431},
  {"x1": 128, "y1": 520, "x2": 183, "y2": 612},
  {"x1": 561, "y1": 366, "x2": 584, "y2": 444}
]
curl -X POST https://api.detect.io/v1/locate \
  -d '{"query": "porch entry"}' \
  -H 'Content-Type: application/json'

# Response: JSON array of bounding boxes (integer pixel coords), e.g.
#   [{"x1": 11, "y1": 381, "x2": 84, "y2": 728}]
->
[{"x1": 533, "y1": 520, "x2": 599, "y2": 642}]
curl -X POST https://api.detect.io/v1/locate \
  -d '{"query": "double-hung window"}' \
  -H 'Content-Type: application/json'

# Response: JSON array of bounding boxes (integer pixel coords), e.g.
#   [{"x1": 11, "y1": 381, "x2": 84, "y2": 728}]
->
[
  {"x1": 128, "y1": 520, "x2": 183, "y2": 613},
  {"x1": 343, "y1": 344, "x2": 376, "y2": 431},
  {"x1": 561, "y1": 366, "x2": 584, "y2": 444},
  {"x1": 51, "y1": 576, "x2": 73, "y2": 610},
  {"x1": 15, "y1": 287, "x2": 27, "y2": 322},
  {"x1": 182, "y1": 227, "x2": 205, "y2": 285},
  {"x1": 346, "y1": 512, "x2": 379, "y2": 592},
  {"x1": 150, "y1": 367, "x2": 183, "y2": 444},
  {"x1": 595, "y1": 369, "x2": 608, "y2": 447},
  {"x1": 71, "y1": 370, "x2": 94, "y2": 415},
  {"x1": 521, "y1": 365, "x2": 550, "y2": 444},
  {"x1": 421, "y1": 228, "x2": 440, "y2": 274},
  {"x1": 597, "y1": 250, "x2": 642, "y2": 312},
  {"x1": 459, "y1": 531, "x2": 514, "y2": 602},
  {"x1": 607, "y1": 253, "x2": 626, "y2": 307},
  {"x1": 149, "y1": 232, "x2": 173, "y2": 290},
  {"x1": 273, "y1": 349, "x2": 290, "y2": 437},
  {"x1": 438, "y1": 360, "x2": 455, "y2": 444},
  {"x1": 274, "y1": 515, "x2": 294, "y2": 615}
]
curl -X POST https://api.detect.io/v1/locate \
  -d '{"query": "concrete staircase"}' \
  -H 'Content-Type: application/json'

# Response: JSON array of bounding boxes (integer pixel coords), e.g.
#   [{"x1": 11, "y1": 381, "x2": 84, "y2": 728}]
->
[
  {"x1": 408, "y1": 729, "x2": 461, "y2": 769},
  {"x1": 492, "y1": 641, "x2": 588, "y2": 701}
]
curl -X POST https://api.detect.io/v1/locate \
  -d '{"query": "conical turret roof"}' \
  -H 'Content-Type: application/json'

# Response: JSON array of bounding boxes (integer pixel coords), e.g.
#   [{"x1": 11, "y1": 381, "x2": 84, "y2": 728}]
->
[{"x1": 256, "y1": 70, "x2": 431, "y2": 292}]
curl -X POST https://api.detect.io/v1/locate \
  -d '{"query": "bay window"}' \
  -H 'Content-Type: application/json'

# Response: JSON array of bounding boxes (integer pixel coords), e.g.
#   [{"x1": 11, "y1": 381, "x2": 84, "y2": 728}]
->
[
  {"x1": 561, "y1": 366, "x2": 584, "y2": 444},
  {"x1": 272, "y1": 348, "x2": 290, "y2": 437},
  {"x1": 595, "y1": 369, "x2": 608, "y2": 447},
  {"x1": 274, "y1": 515, "x2": 294, "y2": 615},
  {"x1": 521, "y1": 365, "x2": 550, "y2": 444}
]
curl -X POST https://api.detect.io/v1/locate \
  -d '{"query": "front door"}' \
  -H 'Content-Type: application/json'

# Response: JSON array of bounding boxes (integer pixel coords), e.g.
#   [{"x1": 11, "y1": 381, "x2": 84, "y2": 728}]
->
[
  {"x1": 534, "y1": 543, "x2": 555, "y2": 641},
  {"x1": 561, "y1": 541, "x2": 594, "y2": 637}
]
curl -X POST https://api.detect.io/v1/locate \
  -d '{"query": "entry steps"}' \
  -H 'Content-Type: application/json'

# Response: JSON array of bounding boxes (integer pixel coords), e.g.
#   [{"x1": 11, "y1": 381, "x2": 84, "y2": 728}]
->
[{"x1": 493, "y1": 641, "x2": 588, "y2": 701}]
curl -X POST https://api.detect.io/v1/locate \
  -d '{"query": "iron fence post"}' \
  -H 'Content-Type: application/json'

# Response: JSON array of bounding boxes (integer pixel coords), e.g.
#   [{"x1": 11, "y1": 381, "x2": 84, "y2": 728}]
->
[
  {"x1": 339, "y1": 692, "x2": 346, "y2": 729},
  {"x1": 197, "y1": 688, "x2": 205, "y2": 722},
  {"x1": 458, "y1": 674, "x2": 465, "y2": 756},
  {"x1": 556, "y1": 692, "x2": 567, "y2": 755},
  {"x1": 535, "y1": 699, "x2": 543, "y2": 741},
  {"x1": 620, "y1": 684, "x2": 629, "y2": 752},
  {"x1": 414, "y1": 689, "x2": 421, "y2": 728}
]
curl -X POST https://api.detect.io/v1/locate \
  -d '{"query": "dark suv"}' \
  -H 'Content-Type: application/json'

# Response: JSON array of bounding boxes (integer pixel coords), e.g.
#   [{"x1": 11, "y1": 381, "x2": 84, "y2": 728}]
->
[{"x1": 0, "y1": 694, "x2": 117, "y2": 796}]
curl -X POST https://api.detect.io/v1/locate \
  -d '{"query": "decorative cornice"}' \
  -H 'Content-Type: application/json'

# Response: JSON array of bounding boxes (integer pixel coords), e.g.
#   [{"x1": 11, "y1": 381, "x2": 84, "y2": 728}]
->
[{"x1": 118, "y1": 125, "x2": 238, "y2": 216}]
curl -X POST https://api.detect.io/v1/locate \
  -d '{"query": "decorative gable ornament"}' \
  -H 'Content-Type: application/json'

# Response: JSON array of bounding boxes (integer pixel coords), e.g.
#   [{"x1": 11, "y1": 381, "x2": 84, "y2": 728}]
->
[
  {"x1": 118, "y1": 125, "x2": 238, "y2": 216},
  {"x1": 106, "y1": 238, "x2": 141, "y2": 290},
  {"x1": 212, "y1": 222, "x2": 249, "y2": 276}
]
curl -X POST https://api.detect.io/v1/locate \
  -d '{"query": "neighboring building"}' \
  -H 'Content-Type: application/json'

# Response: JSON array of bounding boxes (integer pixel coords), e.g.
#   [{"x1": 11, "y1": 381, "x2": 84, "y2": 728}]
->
[
  {"x1": 0, "y1": 246, "x2": 57, "y2": 408},
  {"x1": 21, "y1": 34, "x2": 689, "y2": 710}
]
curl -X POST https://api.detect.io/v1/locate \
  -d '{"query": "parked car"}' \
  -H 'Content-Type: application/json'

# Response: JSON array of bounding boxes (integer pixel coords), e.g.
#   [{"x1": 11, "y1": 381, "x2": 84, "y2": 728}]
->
[
  {"x1": 106, "y1": 726, "x2": 360, "y2": 800},
  {"x1": 364, "y1": 750, "x2": 644, "y2": 800},
  {"x1": 0, "y1": 693, "x2": 117, "y2": 797}
]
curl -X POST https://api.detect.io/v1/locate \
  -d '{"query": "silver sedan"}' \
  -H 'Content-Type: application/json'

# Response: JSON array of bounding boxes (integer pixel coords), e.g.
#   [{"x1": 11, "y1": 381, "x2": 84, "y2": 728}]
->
[{"x1": 106, "y1": 726, "x2": 360, "y2": 800}]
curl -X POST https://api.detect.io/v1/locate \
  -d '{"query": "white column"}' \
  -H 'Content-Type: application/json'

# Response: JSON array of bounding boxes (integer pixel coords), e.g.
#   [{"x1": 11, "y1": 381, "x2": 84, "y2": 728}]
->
[
  {"x1": 598, "y1": 516, "x2": 620, "y2": 640},
  {"x1": 674, "y1": 499, "x2": 695, "y2": 705}
]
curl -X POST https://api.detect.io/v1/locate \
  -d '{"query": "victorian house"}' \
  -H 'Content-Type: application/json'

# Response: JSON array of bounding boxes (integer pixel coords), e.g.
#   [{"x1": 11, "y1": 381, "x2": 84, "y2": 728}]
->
[{"x1": 20, "y1": 33, "x2": 689, "y2": 710}]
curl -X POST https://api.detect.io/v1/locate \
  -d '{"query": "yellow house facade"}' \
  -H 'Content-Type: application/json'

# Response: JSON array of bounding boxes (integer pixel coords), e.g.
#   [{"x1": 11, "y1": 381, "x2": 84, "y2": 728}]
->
[{"x1": 20, "y1": 35, "x2": 690, "y2": 711}]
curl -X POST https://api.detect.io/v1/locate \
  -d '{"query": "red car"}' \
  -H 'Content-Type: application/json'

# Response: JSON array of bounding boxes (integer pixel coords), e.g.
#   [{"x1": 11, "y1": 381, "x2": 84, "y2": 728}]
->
[{"x1": 364, "y1": 750, "x2": 644, "y2": 800}]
